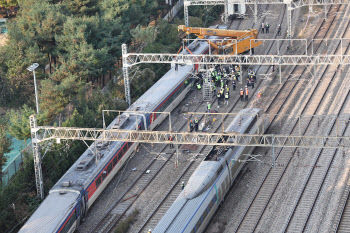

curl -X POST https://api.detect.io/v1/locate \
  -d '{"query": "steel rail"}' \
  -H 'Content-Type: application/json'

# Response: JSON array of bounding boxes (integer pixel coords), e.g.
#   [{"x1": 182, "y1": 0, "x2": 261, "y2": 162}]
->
[
  {"x1": 282, "y1": 14, "x2": 350, "y2": 232},
  {"x1": 89, "y1": 17, "x2": 243, "y2": 233},
  {"x1": 234, "y1": 3, "x2": 343, "y2": 232}
]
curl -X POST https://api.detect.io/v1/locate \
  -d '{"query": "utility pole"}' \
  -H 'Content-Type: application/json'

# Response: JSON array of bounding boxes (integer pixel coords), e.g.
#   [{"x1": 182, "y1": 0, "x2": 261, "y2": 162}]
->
[
  {"x1": 27, "y1": 63, "x2": 40, "y2": 114},
  {"x1": 122, "y1": 44, "x2": 131, "y2": 106}
]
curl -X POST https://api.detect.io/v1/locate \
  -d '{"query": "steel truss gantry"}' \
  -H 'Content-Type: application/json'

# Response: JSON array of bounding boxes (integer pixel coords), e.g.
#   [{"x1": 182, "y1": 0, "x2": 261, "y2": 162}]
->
[
  {"x1": 30, "y1": 115, "x2": 44, "y2": 199},
  {"x1": 123, "y1": 52, "x2": 350, "y2": 67},
  {"x1": 185, "y1": 0, "x2": 349, "y2": 8},
  {"x1": 30, "y1": 114, "x2": 350, "y2": 150},
  {"x1": 30, "y1": 127, "x2": 350, "y2": 149},
  {"x1": 29, "y1": 112, "x2": 350, "y2": 198},
  {"x1": 184, "y1": 0, "x2": 342, "y2": 46}
]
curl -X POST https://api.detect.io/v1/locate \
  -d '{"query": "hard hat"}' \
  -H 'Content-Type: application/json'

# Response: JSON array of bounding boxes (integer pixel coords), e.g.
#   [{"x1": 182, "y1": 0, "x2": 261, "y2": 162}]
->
[
  {"x1": 182, "y1": 181, "x2": 184, "y2": 184},
  {"x1": 241, "y1": 88, "x2": 243, "y2": 90},
  {"x1": 246, "y1": 85, "x2": 247, "y2": 87},
  {"x1": 207, "y1": 102, "x2": 209, "y2": 104},
  {"x1": 195, "y1": 117, "x2": 198, "y2": 119},
  {"x1": 190, "y1": 120, "x2": 192, "y2": 122}
]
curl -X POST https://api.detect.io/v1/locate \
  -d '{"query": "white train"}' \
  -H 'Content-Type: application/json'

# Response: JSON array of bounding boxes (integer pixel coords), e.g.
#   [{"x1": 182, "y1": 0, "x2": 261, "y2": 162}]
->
[
  {"x1": 152, "y1": 108, "x2": 270, "y2": 233},
  {"x1": 18, "y1": 27, "x2": 227, "y2": 233},
  {"x1": 228, "y1": 3, "x2": 246, "y2": 19}
]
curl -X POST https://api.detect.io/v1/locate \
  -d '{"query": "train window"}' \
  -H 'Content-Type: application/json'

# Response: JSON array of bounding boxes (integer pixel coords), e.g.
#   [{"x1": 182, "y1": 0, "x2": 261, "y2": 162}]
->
[
  {"x1": 216, "y1": 165, "x2": 223, "y2": 176},
  {"x1": 107, "y1": 163, "x2": 112, "y2": 173},
  {"x1": 201, "y1": 208, "x2": 208, "y2": 222},
  {"x1": 96, "y1": 176, "x2": 102, "y2": 188},
  {"x1": 218, "y1": 188, "x2": 222, "y2": 200},
  {"x1": 113, "y1": 153, "x2": 119, "y2": 167},
  {"x1": 102, "y1": 170, "x2": 107, "y2": 181},
  {"x1": 208, "y1": 198, "x2": 213, "y2": 211},
  {"x1": 213, "y1": 195, "x2": 217, "y2": 204},
  {"x1": 128, "y1": 142, "x2": 133, "y2": 149},
  {"x1": 61, "y1": 211, "x2": 77, "y2": 233},
  {"x1": 195, "y1": 218, "x2": 201, "y2": 232},
  {"x1": 121, "y1": 144, "x2": 125, "y2": 155}
]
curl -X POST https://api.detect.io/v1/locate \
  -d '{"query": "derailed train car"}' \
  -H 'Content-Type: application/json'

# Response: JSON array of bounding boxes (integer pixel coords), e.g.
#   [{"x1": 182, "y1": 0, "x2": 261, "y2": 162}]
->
[{"x1": 153, "y1": 108, "x2": 270, "y2": 233}]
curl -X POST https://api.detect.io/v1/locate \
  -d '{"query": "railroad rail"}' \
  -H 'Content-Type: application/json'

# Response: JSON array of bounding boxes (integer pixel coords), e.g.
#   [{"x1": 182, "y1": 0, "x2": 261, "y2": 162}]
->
[
  {"x1": 282, "y1": 10, "x2": 350, "y2": 232},
  {"x1": 234, "y1": 4, "x2": 349, "y2": 232}
]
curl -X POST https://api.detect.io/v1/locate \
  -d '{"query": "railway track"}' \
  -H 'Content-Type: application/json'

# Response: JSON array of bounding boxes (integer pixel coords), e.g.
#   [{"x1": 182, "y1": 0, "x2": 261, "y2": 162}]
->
[
  {"x1": 89, "y1": 81, "x2": 227, "y2": 233},
  {"x1": 88, "y1": 13, "x2": 250, "y2": 233},
  {"x1": 233, "y1": 4, "x2": 349, "y2": 232},
  {"x1": 89, "y1": 3, "x2": 299, "y2": 232},
  {"x1": 332, "y1": 170, "x2": 350, "y2": 232},
  {"x1": 134, "y1": 5, "x2": 291, "y2": 232},
  {"x1": 282, "y1": 13, "x2": 350, "y2": 233}
]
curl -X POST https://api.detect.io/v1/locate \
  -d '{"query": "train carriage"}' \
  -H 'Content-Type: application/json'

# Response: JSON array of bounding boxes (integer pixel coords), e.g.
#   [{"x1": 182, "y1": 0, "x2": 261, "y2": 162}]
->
[{"x1": 153, "y1": 108, "x2": 270, "y2": 233}]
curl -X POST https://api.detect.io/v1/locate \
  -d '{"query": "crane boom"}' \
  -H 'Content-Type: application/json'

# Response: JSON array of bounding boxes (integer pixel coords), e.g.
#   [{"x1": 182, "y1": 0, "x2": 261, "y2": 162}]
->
[{"x1": 178, "y1": 25, "x2": 262, "y2": 55}]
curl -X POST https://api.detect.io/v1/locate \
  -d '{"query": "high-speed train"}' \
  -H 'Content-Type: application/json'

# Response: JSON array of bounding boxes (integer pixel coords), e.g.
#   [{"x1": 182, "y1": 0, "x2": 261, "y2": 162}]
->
[
  {"x1": 152, "y1": 108, "x2": 270, "y2": 233},
  {"x1": 18, "y1": 27, "x2": 227, "y2": 233},
  {"x1": 228, "y1": 3, "x2": 246, "y2": 19}
]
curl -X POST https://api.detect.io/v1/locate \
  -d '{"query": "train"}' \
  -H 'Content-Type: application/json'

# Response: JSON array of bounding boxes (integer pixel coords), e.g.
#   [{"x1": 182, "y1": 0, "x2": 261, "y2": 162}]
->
[
  {"x1": 18, "y1": 26, "x2": 227, "y2": 233},
  {"x1": 228, "y1": 3, "x2": 246, "y2": 19},
  {"x1": 152, "y1": 108, "x2": 270, "y2": 233}
]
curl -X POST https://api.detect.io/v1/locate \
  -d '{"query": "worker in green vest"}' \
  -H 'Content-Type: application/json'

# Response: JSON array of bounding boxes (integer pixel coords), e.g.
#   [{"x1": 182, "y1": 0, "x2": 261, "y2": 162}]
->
[
  {"x1": 217, "y1": 92, "x2": 221, "y2": 106},
  {"x1": 194, "y1": 117, "x2": 199, "y2": 131},
  {"x1": 196, "y1": 83, "x2": 201, "y2": 90},
  {"x1": 207, "y1": 102, "x2": 211, "y2": 113},
  {"x1": 225, "y1": 91, "x2": 229, "y2": 105}
]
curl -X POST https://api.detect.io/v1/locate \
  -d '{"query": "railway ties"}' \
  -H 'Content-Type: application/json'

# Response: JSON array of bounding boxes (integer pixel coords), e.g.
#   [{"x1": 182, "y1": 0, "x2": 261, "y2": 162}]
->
[
  {"x1": 137, "y1": 147, "x2": 210, "y2": 232},
  {"x1": 337, "y1": 200, "x2": 350, "y2": 232},
  {"x1": 90, "y1": 152, "x2": 174, "y2": 233},
  {"x1": 332, "y1": 175, "x2": 350, "y2": 232}
]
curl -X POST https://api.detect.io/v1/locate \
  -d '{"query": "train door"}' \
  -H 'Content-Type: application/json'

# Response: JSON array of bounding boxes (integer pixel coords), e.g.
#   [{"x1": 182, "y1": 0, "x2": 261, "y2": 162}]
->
[{"x1": 76, "y1": 195, "x2": 87, "y2": 228}]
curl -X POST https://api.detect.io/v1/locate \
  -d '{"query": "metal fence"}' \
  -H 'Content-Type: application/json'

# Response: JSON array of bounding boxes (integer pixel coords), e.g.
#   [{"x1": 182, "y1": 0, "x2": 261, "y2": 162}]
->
[
  {"x1": 1, "y1": 142, "x2": 32, "y2": 187},
  {"x1": 0, "y1": 18, "x2": 7, "y2": 34}
]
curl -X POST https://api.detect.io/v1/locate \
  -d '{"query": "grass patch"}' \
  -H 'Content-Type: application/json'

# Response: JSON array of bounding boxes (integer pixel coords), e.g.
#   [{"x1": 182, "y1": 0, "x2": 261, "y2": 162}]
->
[{"x1": 114, "y1": 209, "x2": 139, "y2": 233}]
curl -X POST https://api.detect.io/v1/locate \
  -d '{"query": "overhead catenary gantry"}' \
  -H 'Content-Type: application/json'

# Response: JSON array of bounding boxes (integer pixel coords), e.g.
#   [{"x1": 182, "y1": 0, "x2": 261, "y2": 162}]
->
[
  {"x1": 122, "y1": 37, "x2": 350, "y2": 105},
  {"x1": 29, "y1": 111, "x2": 350, "y2": 198},
  {"x1": 184, "y1": 0, "x2": 349, "y2": 42},
  {"x1": 30, "y1": 113, "x2": 350, "y2": 149}
]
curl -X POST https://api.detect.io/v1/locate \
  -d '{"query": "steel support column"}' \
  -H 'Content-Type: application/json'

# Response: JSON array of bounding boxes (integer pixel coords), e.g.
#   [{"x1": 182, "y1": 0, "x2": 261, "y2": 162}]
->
[
  {"x1": 30, "y1": 115, "x2": 44, "y2": 199},
  {"x1": 122, "y1": 44, "x2": 131, "y2": 106},
  {"x1": 224, "y1": 0, "x2": 228, "y2": 25},
  {"x1": 287, "y1": 3, "x2": 292, "y2": 40},
  {"x1": 184, "y1": 4, "x2": 189, "y2": 27},
  {"x1": 254, "y1": 2, "x2": 258, "y2": 23}
]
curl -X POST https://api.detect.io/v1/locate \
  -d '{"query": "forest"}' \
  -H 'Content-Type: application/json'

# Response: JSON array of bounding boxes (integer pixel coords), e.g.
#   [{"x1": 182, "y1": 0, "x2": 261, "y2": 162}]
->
[{"x1": 0, "y1": 0, "x2": 222, "y2": 231}]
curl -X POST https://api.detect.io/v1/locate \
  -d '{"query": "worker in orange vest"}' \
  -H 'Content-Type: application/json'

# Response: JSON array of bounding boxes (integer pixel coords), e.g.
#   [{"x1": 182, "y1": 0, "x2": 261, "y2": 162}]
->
[
  {"x1": 240, "y1": 88, "x2": 244, "y2": 101},
  {"x1": 245, "y1": 86, "x2": 249, "y2": 101}
]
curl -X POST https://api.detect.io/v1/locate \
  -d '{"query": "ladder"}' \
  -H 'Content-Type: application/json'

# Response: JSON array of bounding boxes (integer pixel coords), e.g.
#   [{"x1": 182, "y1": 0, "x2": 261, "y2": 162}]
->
[{"x1": 202, "y1": 72, "x2": 212, "y2": 101}]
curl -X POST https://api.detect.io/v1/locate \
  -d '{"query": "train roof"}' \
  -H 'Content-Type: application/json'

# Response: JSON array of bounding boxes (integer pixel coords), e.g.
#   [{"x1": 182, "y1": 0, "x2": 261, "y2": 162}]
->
[
  {"x1": 225, "y1": 108, "x2": 262, "y2": 133},
  {"x1": 153, "y1": 190, "x2": 208, "y2": 233},
  {"x1": 130, "y1": 27, "x2": 224, "y2": 112},
  {"x1": 18, "y1": 191, "x2": 79, "y2": 233}
]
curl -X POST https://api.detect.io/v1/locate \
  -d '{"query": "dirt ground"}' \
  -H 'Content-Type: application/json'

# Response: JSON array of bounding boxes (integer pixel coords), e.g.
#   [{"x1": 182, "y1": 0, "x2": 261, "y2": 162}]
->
[{"x1": 0, "y1": 33, "x2": 8, "y2": 46}]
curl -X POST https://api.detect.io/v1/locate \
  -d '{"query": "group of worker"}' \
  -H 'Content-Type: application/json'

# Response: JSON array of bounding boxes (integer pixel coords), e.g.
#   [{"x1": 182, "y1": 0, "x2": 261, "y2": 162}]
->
[
  {"x1": 261, "y1": 22, "x2": 270, "y2": 34},
  {"x1": 189, "y1": 117, "x2": 200, "y2": 132},
  {"x1": 239, "y1": 86, "x2": 249, "y2": 102},
  {"x1": 246, "y1": 68, "x2": 257, "y2": 89}
]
